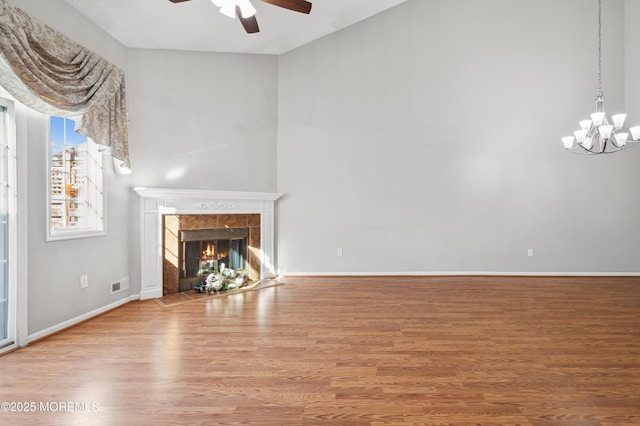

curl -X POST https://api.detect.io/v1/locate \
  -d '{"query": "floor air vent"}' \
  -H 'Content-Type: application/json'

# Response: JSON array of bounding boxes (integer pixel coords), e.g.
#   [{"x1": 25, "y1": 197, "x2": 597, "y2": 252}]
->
[{"x1": 110, "y1": 277, "x2": 130, "y2": 295}]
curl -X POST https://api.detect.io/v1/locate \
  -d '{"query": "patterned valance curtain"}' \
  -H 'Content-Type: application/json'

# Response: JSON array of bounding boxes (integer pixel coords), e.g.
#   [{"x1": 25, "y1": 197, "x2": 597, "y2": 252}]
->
[{"x1": 0, "y1": 0, "x2": 130, "y2": 170}]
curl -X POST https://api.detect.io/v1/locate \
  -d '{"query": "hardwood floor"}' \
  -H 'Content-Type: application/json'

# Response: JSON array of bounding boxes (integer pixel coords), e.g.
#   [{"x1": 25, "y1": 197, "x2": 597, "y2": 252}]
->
[{"x1": 0, "y1": 276, "x2": 639, "y2": 425}]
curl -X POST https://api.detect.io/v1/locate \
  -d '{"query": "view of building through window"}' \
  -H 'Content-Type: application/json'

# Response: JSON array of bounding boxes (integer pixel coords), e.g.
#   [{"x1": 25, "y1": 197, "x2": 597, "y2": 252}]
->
[{"x1": 49, "y1": 116, "x2": 104, "y2": 238}]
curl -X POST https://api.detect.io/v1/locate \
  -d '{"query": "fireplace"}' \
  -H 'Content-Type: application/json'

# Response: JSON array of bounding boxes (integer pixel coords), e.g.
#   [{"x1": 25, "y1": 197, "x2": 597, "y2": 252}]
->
[
  {"x1": 134, "y1": 188, "x2": 282, "y2": 300},
  {"x1": 163, "y1": 214, "x2": 261, "y2": 294}
]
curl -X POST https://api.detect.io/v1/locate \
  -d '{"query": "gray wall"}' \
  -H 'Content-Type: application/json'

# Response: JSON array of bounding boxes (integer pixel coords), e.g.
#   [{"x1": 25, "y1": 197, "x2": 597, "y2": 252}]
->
[
  {"x1": 126, "y1": 49, "x2": 278, "y2": 192},
  {"x1": 627, "y1": 0, "x2": 640, "y2": 121},
  {"x1": 8, "y1": 0, "x2": 133, "y2": 334},
  {"x1": 277, "y1": 0, "x2": 640, "y2": 274}
]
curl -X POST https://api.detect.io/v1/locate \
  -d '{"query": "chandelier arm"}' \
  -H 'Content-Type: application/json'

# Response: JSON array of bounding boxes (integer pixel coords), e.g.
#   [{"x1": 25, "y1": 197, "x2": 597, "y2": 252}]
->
[
  {"x1": 570, "y1": 139, "x2": 640, "y2": 155},
  {"x1": 577, "y1": 144, "x2": 598, "y2": 154}
]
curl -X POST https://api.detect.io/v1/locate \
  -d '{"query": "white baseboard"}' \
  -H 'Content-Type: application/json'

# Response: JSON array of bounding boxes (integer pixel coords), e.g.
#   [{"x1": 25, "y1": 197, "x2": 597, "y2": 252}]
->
[
  {"x1": 140, "y1": 288, "x2": 162, "y2": 300},
  {"x1": 0, "y1": 342, "x2": 18, "y2": 355},
  {"x1": 27, "y1": 295, "x2": 140, "y2": 344},
  {"x1": 282, "y1": 271, "x2": 640, "y2": 277}
]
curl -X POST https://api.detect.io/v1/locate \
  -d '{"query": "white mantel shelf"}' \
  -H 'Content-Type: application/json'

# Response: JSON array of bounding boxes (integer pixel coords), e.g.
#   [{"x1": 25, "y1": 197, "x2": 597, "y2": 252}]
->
[
  {"x1": 133, "y1": 187, "x2": 283, "y2": 201},
  {"x1": 134, "y1": 188, "x2": 283, "y2": 300}
]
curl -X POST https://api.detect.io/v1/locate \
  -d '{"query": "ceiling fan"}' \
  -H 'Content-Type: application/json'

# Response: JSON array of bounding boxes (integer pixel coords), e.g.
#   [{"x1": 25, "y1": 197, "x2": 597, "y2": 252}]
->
[{"x1": 168, "y1": 0, "x2": 312, "y2": 34}]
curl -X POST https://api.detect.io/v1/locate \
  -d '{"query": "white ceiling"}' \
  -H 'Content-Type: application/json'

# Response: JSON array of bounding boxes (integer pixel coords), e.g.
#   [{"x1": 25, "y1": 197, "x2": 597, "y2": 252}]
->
[{"x1": 62, "y1": 0, "x2": 409, "y2": 55}]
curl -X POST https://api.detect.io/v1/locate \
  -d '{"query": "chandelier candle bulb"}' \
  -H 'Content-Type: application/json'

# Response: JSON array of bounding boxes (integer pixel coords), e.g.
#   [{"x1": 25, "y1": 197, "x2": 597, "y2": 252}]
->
[
  {"x1": 562, "y1": 137, "x2": 575, "y2": 150},
  {"x1": 616, "y1": 132, "x2": 628, "y2": 146},
  {"x1": 599, "y1": 125, "x2": 613, "y2": 140},
  {"x1": 574, "y1": 130, "x2": 588, "y2": 143},
  {"x1": 612, "y1": 114, "x2": 627, "y2": 129},
  {"x1": 579, "y1": 120, "x2": 592, "y2": 131},
  {"x1": 590, "y1": 112, "x2": 605, "y2": 127}
]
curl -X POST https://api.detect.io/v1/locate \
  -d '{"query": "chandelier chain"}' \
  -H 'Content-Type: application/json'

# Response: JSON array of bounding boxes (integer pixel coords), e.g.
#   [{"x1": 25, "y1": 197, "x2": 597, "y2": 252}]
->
[{"x1": 597, "y1": 0, "x2": 603, "y2": 98}]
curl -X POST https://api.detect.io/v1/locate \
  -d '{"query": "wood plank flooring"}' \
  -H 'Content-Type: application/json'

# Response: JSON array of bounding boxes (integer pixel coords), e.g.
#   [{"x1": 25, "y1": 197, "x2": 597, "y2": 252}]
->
[{"x1": 0, "y1": 276, "x2": 639, "y2": 425}]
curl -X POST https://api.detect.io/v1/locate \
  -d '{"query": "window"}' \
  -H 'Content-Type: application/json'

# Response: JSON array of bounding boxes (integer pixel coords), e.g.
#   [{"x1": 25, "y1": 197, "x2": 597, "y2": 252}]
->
[{"x1": 47, "y1": 116, "x2": 105, "y2": 240}]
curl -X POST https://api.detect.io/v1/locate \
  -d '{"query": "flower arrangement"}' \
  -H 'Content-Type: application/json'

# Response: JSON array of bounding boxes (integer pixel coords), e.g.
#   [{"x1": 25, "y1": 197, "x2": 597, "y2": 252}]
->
[{"x1": 195, "y1": 267, "x2": 250, "y2": 294}]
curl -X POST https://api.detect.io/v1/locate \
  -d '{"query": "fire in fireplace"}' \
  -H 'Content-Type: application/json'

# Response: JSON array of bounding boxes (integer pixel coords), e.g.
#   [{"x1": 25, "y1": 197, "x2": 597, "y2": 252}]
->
[{"x1": 179, "y1": 228, "x2": 249, "y2": 290}]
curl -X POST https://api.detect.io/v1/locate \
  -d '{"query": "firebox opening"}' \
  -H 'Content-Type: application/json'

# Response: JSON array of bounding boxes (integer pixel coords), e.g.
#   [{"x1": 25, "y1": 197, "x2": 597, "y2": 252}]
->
[
  {"x1": 179, "y1": 228, "x2": 250, "y2": 292},
  {"x1": 162, "y1": 214, "x2": 262, "y2": 296},
  {"x1": 185, "y1": 239, "x2": 245, "y2": 276}
]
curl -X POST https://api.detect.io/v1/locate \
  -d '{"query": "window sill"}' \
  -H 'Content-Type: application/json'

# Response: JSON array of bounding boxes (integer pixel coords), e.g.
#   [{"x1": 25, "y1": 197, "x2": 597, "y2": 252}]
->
[{"x1": 46, "y1": 229, "x2": 106, "y2": 242}]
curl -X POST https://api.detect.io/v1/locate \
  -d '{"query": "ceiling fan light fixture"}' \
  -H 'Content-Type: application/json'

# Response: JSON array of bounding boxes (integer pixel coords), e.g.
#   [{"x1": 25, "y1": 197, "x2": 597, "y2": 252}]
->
[
  {"x1": 212, "y1": 0, "x2": 257, "y2": 19},
  {"x1": 237, "y1": 0, "x2": 257, "y2": 18},
  {"x1": 219, "y1": 1, "x2": 237, "y2": 18},
  {"x1": 174, "y1": 0, "x2": 312, "y2": 34}
]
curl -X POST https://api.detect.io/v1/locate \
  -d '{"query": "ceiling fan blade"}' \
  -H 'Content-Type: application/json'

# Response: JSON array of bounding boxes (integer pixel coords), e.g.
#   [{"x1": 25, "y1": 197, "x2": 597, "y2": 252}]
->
[
  {"x1": 168, "y1": 0, "x2": 191, "y2": 3},
  {"x1": 237, "y1": 6, "x2": 260, "y2": 33},
  {"x1": 260, "y1": 0, "x2": 312, "y2": 14}
]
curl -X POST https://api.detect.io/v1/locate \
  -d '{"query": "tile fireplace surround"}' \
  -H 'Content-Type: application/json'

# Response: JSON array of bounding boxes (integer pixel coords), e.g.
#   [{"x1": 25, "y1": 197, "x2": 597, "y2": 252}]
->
[{"x1": 134, "y1": 188, "x2": 282, "y2": 300}]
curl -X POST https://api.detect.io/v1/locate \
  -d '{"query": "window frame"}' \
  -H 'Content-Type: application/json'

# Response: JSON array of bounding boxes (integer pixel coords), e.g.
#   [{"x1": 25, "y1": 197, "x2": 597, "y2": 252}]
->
[
  {"x1": 0, "y1": 97, "x2": 17, "y2": 351},
  {"x1": 46, "y1": 115, "x2": 107, "y2": 241}
]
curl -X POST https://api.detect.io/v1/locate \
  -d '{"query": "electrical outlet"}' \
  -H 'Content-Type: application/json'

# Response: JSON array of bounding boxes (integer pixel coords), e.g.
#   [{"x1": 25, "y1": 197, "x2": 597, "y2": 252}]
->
[
  {"x1": 527, "y1": 248, "x2": 534, "y2": 258},
  {"x1": 336, "y1": 248, "x2": 343, "y2": 257},
  {"x1": 80, "y1": 274, "x2": 88, "y2": 288}
]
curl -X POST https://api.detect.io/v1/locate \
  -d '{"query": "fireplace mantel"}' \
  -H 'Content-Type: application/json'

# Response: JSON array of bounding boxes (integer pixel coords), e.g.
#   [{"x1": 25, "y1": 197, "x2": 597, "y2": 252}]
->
[
  {"x1": 134, "y1": 187, "x2": 283, "y2": 300},
  {"x1": 133, "y1": 187, "x2": 283, "y2": 202}
]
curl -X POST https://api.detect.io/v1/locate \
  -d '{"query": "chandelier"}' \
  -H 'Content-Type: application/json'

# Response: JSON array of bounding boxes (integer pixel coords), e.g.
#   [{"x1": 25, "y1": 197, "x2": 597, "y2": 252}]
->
[{"x1": 561, "y1": 0, "x2": 640, "y2": 154}]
